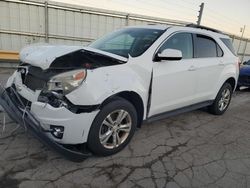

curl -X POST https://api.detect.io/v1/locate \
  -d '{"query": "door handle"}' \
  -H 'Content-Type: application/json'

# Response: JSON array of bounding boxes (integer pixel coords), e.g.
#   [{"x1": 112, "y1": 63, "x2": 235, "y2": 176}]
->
[
  {"x1": 219, "y1": 61, "x2": 225, "y2": 66},
  {"x1": 188, "y1": 66, "x2": 196, "y2": 71}
]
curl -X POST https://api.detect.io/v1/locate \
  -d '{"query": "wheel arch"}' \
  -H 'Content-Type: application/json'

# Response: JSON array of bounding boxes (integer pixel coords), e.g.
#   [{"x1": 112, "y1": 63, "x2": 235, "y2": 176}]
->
[
  {"x1": 99, "y1": 91, "x2": 144, "y2": 128},
  {"x1": 212, "y1": 72, "x2": 237, "y2": 100},
  {"x1": 225, "y1": 77, "x2": 236, "y2": 90}
]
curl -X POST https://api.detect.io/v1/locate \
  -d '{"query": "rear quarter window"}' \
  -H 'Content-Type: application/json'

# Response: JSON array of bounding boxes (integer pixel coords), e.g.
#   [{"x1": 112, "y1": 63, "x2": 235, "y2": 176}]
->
[{"x1": 221, "y1": 38, "x2": 236, "y2": 56}]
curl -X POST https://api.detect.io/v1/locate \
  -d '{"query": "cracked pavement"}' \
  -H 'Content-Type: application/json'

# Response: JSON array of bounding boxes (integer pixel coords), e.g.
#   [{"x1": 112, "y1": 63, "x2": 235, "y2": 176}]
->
[{"x1": 1, "y1": 69, "x2": 250, "y2": 188}]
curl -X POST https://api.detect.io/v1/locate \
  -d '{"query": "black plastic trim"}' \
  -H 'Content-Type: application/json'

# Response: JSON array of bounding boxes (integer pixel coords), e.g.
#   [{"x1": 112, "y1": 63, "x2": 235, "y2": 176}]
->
[
  {"x1": 186, "y1": 24, "x2": 224, "y2": 34},
  {"x1": 146, "y1": 100, "x2": 213, "y2": 123},
  {"x1": 146, "y1": 71, "x2": 153, "y2": 118},
  {"x1": 64, "y1": 97, "x2": 100, "y2": 113}
]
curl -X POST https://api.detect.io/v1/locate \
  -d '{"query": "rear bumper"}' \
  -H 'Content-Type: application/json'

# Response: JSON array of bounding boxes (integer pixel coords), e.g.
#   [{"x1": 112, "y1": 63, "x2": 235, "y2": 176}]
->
[{"x1": 0, "y1": 86, "x2": 92, "y2": 162}]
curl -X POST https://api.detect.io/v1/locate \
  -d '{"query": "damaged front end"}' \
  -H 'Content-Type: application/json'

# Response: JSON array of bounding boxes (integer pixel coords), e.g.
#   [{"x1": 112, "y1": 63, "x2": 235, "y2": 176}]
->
[
  {"x1": 0, "y1": 86, "x2": 92, "y2": 162},
  {"x1": 0, "y1": 46, "x2": 127, "y2": 161}
]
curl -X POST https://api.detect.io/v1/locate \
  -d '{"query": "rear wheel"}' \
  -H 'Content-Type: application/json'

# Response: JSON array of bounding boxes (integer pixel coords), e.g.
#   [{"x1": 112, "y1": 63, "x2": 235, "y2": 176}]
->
[
  {"x1": 209, "y1": 83, "x2": 232, "y2": 115},
  {"x1": 87, "y1": 97, "x2": 137, "y2": 156}
]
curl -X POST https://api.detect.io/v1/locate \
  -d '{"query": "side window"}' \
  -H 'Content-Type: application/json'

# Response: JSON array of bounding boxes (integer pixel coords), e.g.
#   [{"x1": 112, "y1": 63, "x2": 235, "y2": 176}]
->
[
  {"x1": 221, "y1": 38, "x2": 236, "y2": 56},
  {"x1": 159, "y1": 33, "x2": 193, "y2": 59},
  {"x1": 195, "y1": 34, "x2": 220, "y2": 58},
  {"x1": 217, "y1": 44, "x2": 223, "y2": 57}
]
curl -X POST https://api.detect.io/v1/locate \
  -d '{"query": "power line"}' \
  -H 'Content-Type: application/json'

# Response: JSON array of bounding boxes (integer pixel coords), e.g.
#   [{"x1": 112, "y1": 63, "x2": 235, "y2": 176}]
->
[
  {"x1": 204, "y1": 13, "x2": 241, "y2": 27},
  {"x1": 203, "y1": 13, "x2": 243, "y2": 32},
  {"x1": 202, "y1": 19, "x2": 243, "y2": 36},
  {"x1": 204, "y1": 17, "x2": 241, "y2": 32},
  {"x1": 111, "y1": 0, "x2": 193, "y2": 21},
  {"x1": 158, "y1": 0, "x2": 198, "y2": 12},
  {"x1": 137, "y1": 0, "x2": 197, "y2": 18},
  {"x1": 113, "y1": 0, "x2": 197, "y2": 23},
  {"x1": 205, "y1": 7, "x2": 244, "y2": 26},
  {"x1": 177, "y1": 0, "x2": 201, "y2": 8}
]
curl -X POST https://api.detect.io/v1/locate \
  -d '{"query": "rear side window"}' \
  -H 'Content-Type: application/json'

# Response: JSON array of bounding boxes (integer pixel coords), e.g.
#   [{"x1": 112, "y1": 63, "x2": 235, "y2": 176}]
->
[
  {"x1": 221, "y1": 38, "x2": 236, "y2": 56},
  {"x1": 159, "y1": 33, "x2": 193, "y2": 59},
  {"x1": 217, "y1": 44, "x2": 223, "y2": 57},
  {"x1": 195, "y1": 34, "x2": 218, "y2": 58}
]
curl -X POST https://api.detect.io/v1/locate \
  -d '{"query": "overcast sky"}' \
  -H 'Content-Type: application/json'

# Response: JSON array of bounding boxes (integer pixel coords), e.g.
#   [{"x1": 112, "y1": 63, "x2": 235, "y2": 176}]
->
[{"x1": 52, "y1": 0, "x2": 250, "y2": 38}]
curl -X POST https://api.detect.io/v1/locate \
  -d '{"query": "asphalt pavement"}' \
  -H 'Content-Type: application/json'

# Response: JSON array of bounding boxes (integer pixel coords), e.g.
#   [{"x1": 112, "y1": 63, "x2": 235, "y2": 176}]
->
[{"x1": 1, "y1": 69, "x2": 250, "y2": 188}]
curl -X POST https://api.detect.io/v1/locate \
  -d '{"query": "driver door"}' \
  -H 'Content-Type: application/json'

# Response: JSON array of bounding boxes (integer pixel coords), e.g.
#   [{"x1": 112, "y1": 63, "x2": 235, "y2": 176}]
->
[{"x1": 148, "y1": 32, "x2": 198, "y2": 117}]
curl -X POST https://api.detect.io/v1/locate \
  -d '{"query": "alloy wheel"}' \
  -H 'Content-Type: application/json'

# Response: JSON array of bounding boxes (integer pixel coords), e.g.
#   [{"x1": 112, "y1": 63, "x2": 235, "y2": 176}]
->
[
  {"x1": 218, "y1": 88, "x2": 231, "y2": 111},
  {"x1": 99, "y1": 109, "x2": 132, "y2": 149}
]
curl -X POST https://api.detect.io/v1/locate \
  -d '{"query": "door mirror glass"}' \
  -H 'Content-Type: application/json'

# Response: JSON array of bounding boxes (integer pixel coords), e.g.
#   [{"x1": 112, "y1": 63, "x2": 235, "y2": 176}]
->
[{"x1": 156, "y1": 49, "x2": 182, "y2": 61}]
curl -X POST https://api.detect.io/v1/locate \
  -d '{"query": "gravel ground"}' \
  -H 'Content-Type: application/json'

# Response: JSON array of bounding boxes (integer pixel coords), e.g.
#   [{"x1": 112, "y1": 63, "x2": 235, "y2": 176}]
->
[{"x1": 0, "y1": 69, "x2": 250, "y2": 188}]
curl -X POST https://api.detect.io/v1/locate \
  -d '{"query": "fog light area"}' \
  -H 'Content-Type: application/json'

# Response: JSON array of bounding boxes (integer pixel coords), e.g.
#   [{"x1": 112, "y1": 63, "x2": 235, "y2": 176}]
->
[{"x1": 50, "y1": 125, "x2": 64, "y2": 139}]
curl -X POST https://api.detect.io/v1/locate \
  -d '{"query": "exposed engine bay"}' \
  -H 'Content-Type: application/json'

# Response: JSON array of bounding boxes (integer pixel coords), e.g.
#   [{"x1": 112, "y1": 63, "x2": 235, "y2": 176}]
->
[
  {"x1": 18, "y1": 49, "x2": 124, "y2": 90},
  {"x1": 17, "y1": 49, "x2": 125, "y2": 113}
]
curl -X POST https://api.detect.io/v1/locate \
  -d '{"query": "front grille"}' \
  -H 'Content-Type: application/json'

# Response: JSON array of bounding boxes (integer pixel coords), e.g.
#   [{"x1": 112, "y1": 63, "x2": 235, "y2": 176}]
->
[{"x1": 18, "y1": 66, "x2": 47, "y2": 91}]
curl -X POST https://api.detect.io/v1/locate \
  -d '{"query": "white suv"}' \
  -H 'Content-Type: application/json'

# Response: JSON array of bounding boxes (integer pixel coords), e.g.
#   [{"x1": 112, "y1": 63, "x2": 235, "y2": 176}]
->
[{"x1": 0, "y1": 24, "x2": 239, "y2": 161}]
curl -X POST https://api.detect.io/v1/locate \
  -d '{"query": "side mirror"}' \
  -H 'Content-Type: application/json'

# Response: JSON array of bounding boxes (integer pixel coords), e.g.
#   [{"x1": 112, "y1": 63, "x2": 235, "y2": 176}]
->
[{"x1": 155, "y1": 49, "x2": 182, "y2": 61}]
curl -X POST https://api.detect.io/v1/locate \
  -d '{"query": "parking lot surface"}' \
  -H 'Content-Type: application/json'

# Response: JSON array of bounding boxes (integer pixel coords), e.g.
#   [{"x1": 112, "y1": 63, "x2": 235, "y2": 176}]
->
[{"x1": 1, "y1": 69, "x2": 250, "y2": 188}]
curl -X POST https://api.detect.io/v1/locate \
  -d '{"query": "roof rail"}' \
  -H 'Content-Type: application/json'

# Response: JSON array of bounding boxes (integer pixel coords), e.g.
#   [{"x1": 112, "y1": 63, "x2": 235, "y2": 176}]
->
[{"x1": 186, "y1": 24, "x2": 224, "y2": 34}]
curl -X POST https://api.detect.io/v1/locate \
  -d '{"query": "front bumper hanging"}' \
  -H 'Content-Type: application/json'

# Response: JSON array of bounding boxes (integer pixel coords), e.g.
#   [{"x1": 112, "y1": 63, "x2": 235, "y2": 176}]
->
[{"x1": 0, "y1": 86, "x2": 91, "y2": 162}]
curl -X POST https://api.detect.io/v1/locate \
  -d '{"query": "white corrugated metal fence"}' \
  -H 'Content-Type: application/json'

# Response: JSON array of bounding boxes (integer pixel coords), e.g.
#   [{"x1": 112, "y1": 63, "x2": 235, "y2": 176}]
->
[{"x1": 0, "y1": 0, "x2": 249, "y2": 61}]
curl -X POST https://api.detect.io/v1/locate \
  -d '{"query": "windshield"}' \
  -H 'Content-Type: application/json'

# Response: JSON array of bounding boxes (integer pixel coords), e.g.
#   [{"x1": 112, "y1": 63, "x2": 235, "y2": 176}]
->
[{"x1": 89, "y1": 28, "x2": 165, "y2": 58}]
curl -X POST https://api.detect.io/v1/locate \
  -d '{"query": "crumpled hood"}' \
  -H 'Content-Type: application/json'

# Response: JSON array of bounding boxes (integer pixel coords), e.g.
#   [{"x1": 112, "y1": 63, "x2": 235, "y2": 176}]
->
[{"x1": 20, "y1": 44, "x2": 127, "y2": 70}]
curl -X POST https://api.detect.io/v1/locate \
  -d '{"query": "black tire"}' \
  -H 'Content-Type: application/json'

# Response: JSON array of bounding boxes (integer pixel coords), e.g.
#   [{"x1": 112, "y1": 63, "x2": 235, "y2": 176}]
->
[
  {"x1": 87, "y1": 97, "x2": 137, "y2": 156},
  {"x1": 208, "y1": 82, "x2": 233, "y2": 115}
]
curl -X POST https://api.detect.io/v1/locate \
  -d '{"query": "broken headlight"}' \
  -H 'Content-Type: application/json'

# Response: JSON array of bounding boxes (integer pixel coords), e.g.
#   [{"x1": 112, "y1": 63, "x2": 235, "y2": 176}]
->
[{"x1": 46, "y1": 69, "x2": 86, "y2": 95}]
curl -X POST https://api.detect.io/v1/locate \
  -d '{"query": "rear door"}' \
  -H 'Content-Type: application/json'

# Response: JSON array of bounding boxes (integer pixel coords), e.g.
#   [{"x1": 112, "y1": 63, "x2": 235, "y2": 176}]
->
[{"x1": 192, "y1": 34, "x2": 225, "y2": 102}]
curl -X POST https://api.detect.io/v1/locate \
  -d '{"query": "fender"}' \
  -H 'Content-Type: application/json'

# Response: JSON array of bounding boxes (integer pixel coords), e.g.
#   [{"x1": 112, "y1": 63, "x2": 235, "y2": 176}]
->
[
  {"x1": 211, "y1": 63, "x2": 238, "y2": 99},
  {"x1": 66, "y1": 62, "x2": 152, "y2": 119}
]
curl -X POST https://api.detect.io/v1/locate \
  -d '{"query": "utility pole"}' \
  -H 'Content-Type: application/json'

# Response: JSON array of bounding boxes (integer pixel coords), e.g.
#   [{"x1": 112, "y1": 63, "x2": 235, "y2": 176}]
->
[
  {"x1": 237, "y1": 25, "x2": 246, "y2": 54},
  {"x1": 242, "y1": 39, "x2": 248, "y2": 62},
  {"x1": 45, "y1": 1, "x2": 49, "y2": 43},
  {"x1": 197, "y1": 3, "x2": 204, "y2": 26},
  {"x1": 126, "y1": 14, "x2": 130, "y2": 26}
]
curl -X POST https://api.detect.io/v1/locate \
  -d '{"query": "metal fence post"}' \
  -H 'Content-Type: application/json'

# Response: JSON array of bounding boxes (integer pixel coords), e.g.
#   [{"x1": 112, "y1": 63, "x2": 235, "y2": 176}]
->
[
  {"x1": 242, "y1": 39, "x2": 248, "y2": 62},
  {"x1": 45, "y1": 1, "x2": 49, "y2": 43},
  {"x1": 126, "y1": 14, "x2": 130, "y2": 26},
  {"x1": 237, "y1": 25, "x2": 246, "y2": 54}
]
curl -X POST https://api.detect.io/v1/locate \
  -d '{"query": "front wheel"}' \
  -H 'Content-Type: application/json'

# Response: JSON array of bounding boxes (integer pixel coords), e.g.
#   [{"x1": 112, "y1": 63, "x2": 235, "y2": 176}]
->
[
  {"x1": 87, "y1": 97, "x2": 137, "y2": 156},
  {"x1": 209, "y1": 83, "x2": 232, "y2": 115}
]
